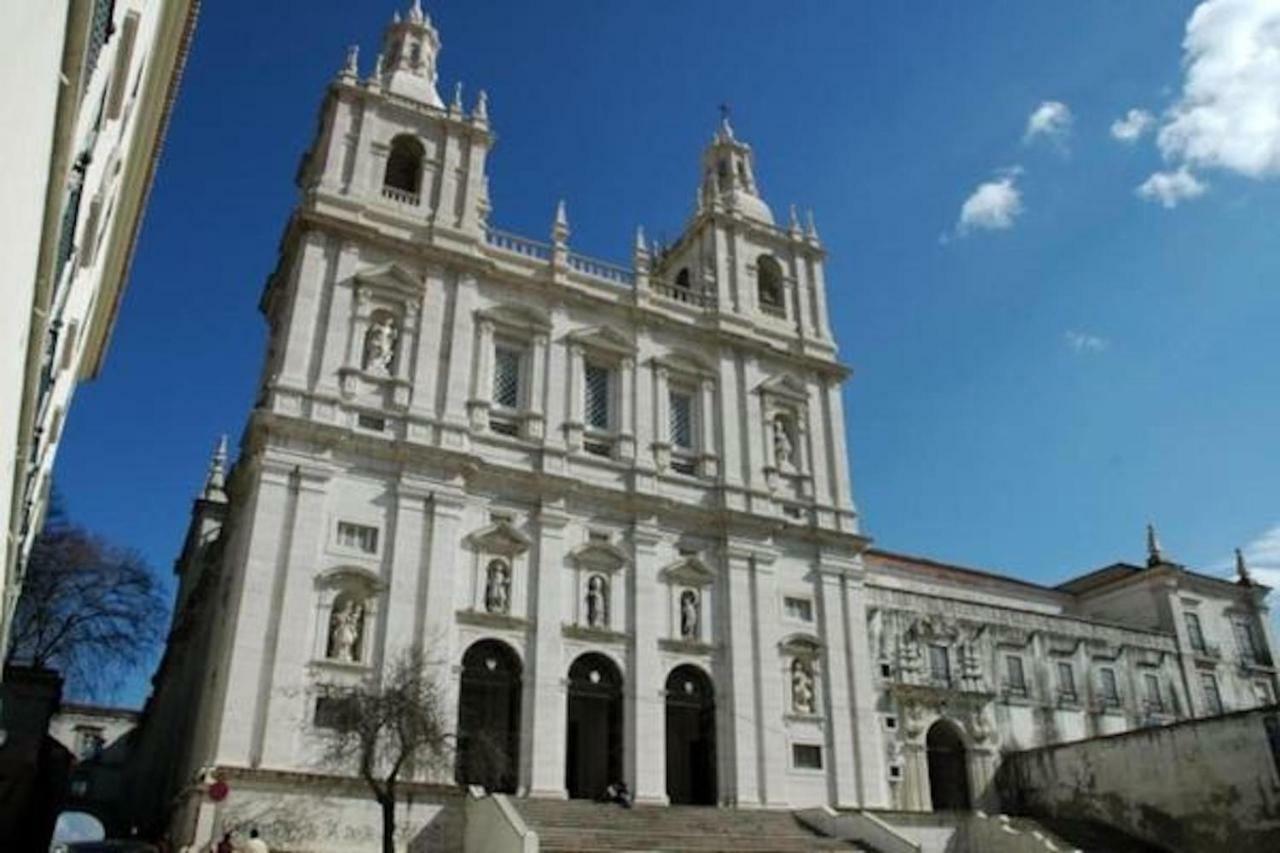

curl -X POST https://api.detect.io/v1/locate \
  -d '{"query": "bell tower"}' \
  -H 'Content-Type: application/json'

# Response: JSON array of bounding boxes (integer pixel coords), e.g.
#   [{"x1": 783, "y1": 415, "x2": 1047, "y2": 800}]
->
[
  {"x1": 699, "y1": 114, "x2": 774, "y2": 225},
  {"x1": 377, "y1": 0, "x2": 443, "y2": 107}
]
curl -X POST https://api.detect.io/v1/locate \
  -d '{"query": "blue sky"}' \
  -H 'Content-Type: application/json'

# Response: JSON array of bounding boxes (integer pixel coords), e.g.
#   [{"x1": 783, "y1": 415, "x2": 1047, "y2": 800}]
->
[{"x1": 52, "y1": 1, "x2": 1280, "y2": 707}]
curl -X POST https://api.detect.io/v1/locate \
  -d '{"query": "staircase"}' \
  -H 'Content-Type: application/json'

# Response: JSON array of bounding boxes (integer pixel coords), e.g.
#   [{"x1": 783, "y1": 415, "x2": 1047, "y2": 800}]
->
[{"x1": 510, "y1": 798, "x2": 867, "y2": 852}]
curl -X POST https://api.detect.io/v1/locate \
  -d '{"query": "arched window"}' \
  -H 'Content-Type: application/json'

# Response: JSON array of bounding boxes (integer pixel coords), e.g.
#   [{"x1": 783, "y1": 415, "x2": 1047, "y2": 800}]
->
[
  {"x1": 756, "y1": 255, "x2": 784, "y2": 315},
  {"x1": 383, "y1": 135, "x2": 425, "y2": 200}
]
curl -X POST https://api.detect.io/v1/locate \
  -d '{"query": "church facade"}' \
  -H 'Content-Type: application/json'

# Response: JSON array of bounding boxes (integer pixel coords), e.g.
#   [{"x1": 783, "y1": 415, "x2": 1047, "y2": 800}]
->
[{"x1": 129, "y1": 5, "x2": 1279, "y2": 849}]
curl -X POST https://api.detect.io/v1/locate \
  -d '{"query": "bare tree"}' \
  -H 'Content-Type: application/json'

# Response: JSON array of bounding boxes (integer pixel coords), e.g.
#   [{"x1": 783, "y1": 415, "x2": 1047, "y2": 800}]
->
[
  {"x1": 313, "y1": 647, "x2": 452, "y2": 853},
  {"x1": 7, "y1": 500, "x2": 167, "y2": 699}
]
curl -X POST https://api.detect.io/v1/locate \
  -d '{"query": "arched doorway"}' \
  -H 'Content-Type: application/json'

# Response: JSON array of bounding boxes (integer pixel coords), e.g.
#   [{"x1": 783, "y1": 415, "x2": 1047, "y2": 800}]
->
[
  {"x1": 926, "y1": 719, "x2": 970, "y2": 810},
  {"x1": 565, "y1": 652, "x2": 623, "y2": 800},
  {"x1": 456, "y1": 639, "x2": 522, "y2": 793},
  {"x1": 665, "y1": 664, "x2": 717, "y2": 804}
]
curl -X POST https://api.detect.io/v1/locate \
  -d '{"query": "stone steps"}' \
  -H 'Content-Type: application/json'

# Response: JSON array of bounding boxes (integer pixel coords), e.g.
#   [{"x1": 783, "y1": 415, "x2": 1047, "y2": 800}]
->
[{"x1": 511, "y1": 799, "x2": 863, "y2": 853}]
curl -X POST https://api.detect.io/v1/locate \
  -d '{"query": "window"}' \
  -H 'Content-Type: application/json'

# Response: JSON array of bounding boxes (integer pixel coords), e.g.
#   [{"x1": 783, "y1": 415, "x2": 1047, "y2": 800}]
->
[
  {"x1": 675, "y1": 268, "x2": 691, "y2": 290},
  {"x1": 1056, "y1": 662, "x2": 1077, "y2": 702},
  {"x1": 756, "y1": 255, "x2": 785, "y2": 316},
  {"x1": 1184, "y1": 612, "x2": 1207, "y2": 653},
  {"x1": 1099, "y1": 667, "x2": 1120, "y2": 707},
  {"x1": 1233, "y1": 619, "x2": 1264, "y2": 664},
  {"x1": 928, "y1": 645, "x2": 950, "y2": 684},
  {"x1": 314, "y1": 695, "x2": 358, "y2": 729},
  {"x1": 584, "y1": 362, "x2": 612, "y2": 430},
  {"x1": 337, "y1": 521, "x2": 378, "y2": 554},
  {"x1": 382, "y1": 135, "x2": 424, "y2": 200},
  {"x1": 792, "y1": 744, "x2": 823, "y2": 770},
  {"x1": 1255, "y1": 680, "x2": 1275, "y2": 707},
  {"x1": 357, "y1": 413, "x2": 385, "y2": 431},
  {"x1": 1201, "y1": 673, "x2": 1223, "y2": 715},
  {"x1": 1143, "y1": 672, "x2": 1163, "y2": 712},
  {"x1": 1004, "y1": 655, "x2": 1027, "y2": 695},
  {"x1": 669, "y1": 389, "x2": 694, "y2": 450},
  {"x1": 784, "y1": 596, "x2": 814, "y2": 623},
  {"x1": 85, "y1": 0, "x2": 117, "y2": 79},
  {"x1": 75, "y1": 727, "x2": 105, "y2": 760},
  {"x1": 492, "y1": 344, "x2": 523, "y2": 409}
]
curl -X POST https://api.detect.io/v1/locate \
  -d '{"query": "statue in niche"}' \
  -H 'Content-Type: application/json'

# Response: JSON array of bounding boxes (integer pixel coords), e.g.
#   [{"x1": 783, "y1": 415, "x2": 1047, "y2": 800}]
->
[
  {"x1": 680, "y1": 589, "x2": 700, "y2": 640},
  {"x1": 484, "y1": 560, "x2": 510, "y2": 615},
  {"x1": 362, "y1": 311, "x2": 398, "y2": 375},
  {"x1": 773, "y1": 414, "x2": 795, "y2": 470},
  {"x1": 586, "y1": 574, "x2": 608, "y2": 629},
  {"x1": 328, "y1": 596, "x2": 365, "y2": 663},
  {"x1": 791, "y1": 658, "x2": 815, "y2": 715}
]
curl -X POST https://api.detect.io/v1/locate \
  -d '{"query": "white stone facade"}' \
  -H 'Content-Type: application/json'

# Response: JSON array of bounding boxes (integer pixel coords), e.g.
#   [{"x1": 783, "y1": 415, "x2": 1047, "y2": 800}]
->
[
  {"x1": 0, "y1": 0, "x2": 198, "y2": 661},
  {"x1": 131, "y1": 5, "x2": 1279, "y2": 850}
]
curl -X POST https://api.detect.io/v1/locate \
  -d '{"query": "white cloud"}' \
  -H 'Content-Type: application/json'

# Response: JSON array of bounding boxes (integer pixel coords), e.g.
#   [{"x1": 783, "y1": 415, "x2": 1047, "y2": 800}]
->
[
  {"x1": 956, "y1": 168, "x2": 1024, "y2": 235},
  {"x1": 1158, "y1": 0, "x2": 1280, "y2": 178},
  {"x1": 1065, "y1": 330, "x2": 1109, "y2": 353},
  {"x1": 1216, "y1": 523, "x2": 1280, "y2": 587},
  {"x1": 1111, "y1": 108, "x2": 1156, "y2": 143},
  {"x1": 1137, "y1": 166, "x2": 1208, "y2": 207},
  {"x1": 1024, "y1": 100, "x2": 1073, "y2": 144}
]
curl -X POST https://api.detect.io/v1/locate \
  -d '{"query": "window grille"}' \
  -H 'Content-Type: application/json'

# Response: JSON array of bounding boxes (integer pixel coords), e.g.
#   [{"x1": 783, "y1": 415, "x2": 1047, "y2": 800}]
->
[
  {"x1": 792, "y1": 744, "x2": 823, "y2": 769},
  {"x1": 1057, "y1": 662, "x2": 1077, "y2": 701},
  {"x1": 584, "y1": 362, "x2": 611, "y2": 430},
  {"x1": 1099, "y1": 668, "x2": 1120, "y2": 706},
  {"x1": 1004, "y1": 655, "x2": 1026, "y2": 695},
  {"x1": 85, "y1": 0, "x2": 117, "y2": 80},
  {"x1": 1201, "y1": 673, "x2": 1223, "y2": 715},
  {"x1": 669, "y1": 390, "x2": 693, "y2": 450},
  {"x1": 928, "y1": 645, "x2": 950, "y2": 684},
  {"x1": 1144, "y1": 672, "x2": 1163, "y2": 711},
  {"x1": 493, "y1": 346, "x2": 522, "y2": 409},
  {"x1": 337, "y1": 522, "x2": 378, "y2": 554}
]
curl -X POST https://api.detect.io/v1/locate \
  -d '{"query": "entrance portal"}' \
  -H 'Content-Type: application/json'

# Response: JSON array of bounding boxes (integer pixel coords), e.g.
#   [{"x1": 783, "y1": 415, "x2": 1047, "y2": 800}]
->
[
  {"x1": 665, "y1": 664, "x2": 717, "y2": 805},
  {"x1": 565, "y1": 652, "x2": 623, "y2": 800},
  {"x1": 456, "y1": 639, "x2": 522, "y2": 793},
  {"x1": 926, "y1": 719, "x2": 970, "y2": 810}
]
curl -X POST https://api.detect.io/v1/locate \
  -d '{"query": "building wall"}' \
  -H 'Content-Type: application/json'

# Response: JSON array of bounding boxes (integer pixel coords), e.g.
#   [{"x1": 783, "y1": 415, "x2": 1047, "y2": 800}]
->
[
  {"x1": 0, "y1": 0, "x2": 198, "y2": 661},
  {"x1": 49, "y1": 704, "x2": 139, "y2": 759},
  {"x1": 998, "y1": 705, "x2": 1280, "y2": 852}
]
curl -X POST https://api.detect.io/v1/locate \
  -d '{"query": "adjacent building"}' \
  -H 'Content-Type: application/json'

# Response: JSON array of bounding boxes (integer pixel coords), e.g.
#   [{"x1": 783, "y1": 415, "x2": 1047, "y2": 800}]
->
[
  {"x1": 124, "y1": 4, "x2": 1278, "y2": 849},
  {"x1": 0, "y1": 0, "x2": 200, "y2": 662}
]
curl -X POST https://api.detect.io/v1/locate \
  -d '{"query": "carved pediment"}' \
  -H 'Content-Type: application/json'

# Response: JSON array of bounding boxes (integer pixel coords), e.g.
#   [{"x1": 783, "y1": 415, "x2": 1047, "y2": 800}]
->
[
  {"x1": 477, "y1": 303, "x2": 551, "y2": 333},
  {"x1": 466, "y1": 520, "x2": 532, "y2": 556},
  {"x1": 567, "y1": 325, "x2": 635, "y2": 356},
  {"x1": 780, "y1": 632, "x2": 822, "y2": 658},
  {"x1": 354, "y1": 263, "x2": 423, "y2": 300},
  {"x1": 659, "y1": 555, "x2": 715, "y2": 587},
  {"x1": 315, "y1": 565, "x2": 385, "y2": 592},
  {"x1": 650, "y1": 349, "x2": 715, "y2": 379},
  {"x1": 568, "y1": 541, "x2": 630, "y2": 573},
  {"x1": 756, "y1": 372, "x2": 809, "y2": 403}
]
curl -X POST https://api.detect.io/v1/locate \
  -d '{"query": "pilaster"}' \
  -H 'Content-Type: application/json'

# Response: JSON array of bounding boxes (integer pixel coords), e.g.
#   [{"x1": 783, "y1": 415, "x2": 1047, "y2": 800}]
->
[
  {"x1": 629, "y1": 520, "x2": 666, "y2": 803},
  {"x1": 527, "y1": 502, "x2": 571, "y2": 797}
]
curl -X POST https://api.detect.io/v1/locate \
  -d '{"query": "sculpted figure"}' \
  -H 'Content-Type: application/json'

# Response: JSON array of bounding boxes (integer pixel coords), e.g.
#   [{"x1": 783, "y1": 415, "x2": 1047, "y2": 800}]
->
[
  {"x1": 362, "y1": 312, "x2": 398, "y2": 375},
  {"x1": 328, "y1": 597, "x2": 364, "y2": 662},
  {"x1": 680, "y1": 589, "x2": 700, "y2": 640},
  {"x1": 586, "y1": 574, "x2": 608, "y2": 628},
  {"x1": 485, "y1": 560, "x2": 510, "y2": 614},
  {"x1": 791, "y1": 658, "x2": 815, "y2": 715},
  {"x1": 773, "y1": 415, "x2": 794, "y2": 470}
]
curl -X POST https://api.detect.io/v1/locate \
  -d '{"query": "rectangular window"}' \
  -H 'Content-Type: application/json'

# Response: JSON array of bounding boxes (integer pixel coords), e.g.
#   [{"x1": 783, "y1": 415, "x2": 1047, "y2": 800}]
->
[
  {"x1": 357, "y1": 413, "x2": 385, "y2": 431},
  {"x1": 669, "y1": 389, "x2": 694, "y2": 450},
  {"x1": 314, "y1": 695, "x2": 358, "y2": 729},
  {"x1": 1004, "y1": 655, "x2": 1026, "y2": 695},
  {"x1": 493, "y1": 344, "x2": 523, "y2": 409},
  {"x1": 928, "y1": 645, "x2": 950, "y2": 684},
  {"x1": 1144, "y1": 672, "x2": 1163, "y2": 711},
  {"x1": 1255, "y1": 680, "x2": 1275, "y2": 706},
  {"x1": 1201, "y1": 673, "x2": 1224, "y2": 715},
  {"x1": 1057, "y1": 662, "x2": 1077, "y2": 702},
  {"x1": 584, "y1": 362, "x2": 612, "y2": 430},
  {"x1": 1099, "y1": 667, "x2": 1120, "y2": 706},
  {"x1": 337, "y1": 521, "x2": 378, "y2": 554},
  {"x1": 792, "y1": 744, "x2": 823, "y2": 770},
  {"x1": 1234, "y1": 620, "x2": 1262, "y2": 663},
  {"x1": 784, "y1": 596, "x2": 814, "y2": 623},
  {"x1": 1184, "y1": 612, "x2": 1207, "y2": 653}
]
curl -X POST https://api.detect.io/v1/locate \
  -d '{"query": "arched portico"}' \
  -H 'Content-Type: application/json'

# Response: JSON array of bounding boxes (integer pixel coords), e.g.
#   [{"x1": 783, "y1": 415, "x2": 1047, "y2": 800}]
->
[
  {"x1": 456, "y1": 639, "x2": 523, "y2": 793},
  {"x1": 565, "y1": 652, "x2": 624, "y2": 800},
  {"x1": 664, "y1": 664, "x2": 717, "y2": 805},
  {"x1": 926, "y1": 719, "x2": 970, "y2": 810}
]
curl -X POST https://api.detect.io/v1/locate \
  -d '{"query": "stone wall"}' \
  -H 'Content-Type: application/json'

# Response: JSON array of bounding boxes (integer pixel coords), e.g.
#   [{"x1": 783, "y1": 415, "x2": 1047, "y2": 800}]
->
[{"x1": 997, "y1": 705, "x2": 1280, "y2": 852}]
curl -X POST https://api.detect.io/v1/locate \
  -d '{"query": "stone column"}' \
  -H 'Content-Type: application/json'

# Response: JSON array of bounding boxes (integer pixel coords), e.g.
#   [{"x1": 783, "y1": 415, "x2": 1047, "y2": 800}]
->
[
  {"x1": 527, "y1": 502, "x2": 570, "y2": 797},
  {"x1": 618, "y1": 356, "x2": 636, "y2": 460},
  {"x1": 441, "y1": 272, "x2": 477, "y2": 443},
  {"x1": 383, "y1": 479, "x2": 431, "y2": 655},
  {"x1": 723, "y1": 545, "x2": 777, "y2": 805},
  {"x1": 409, "y1": 264, "x2": 447, "y2": 424},
  {"x1": 564, "y1": 342, "x2": 584, "y2": 452},
  {"x1": 817, "y1": 561, "x2": 859, "y2": 808},
  {"x1": 699, "y1": 378, "x2": 719, "y2": 478},
  {"x1": 845, "y1": 567, "x2": 890, "y2": 807},
  {"x1": 527, "y1": 332, "x2": 548, "y2": 439},
  {"x1": 468, "y1": 318, "x2": 495, "y2": 430},
  {"x1": 630, "y1": 520, "x2": 666, "y2": 803},
  {"x1": 278, "y1": 232, "x2": 331, "y2": 389},
  {"x1": 809, "y1": 256, "x2": 833, "y2": 341},
  {"x1": 652, "y1": 365, "x2": 670, "y2": 472}
]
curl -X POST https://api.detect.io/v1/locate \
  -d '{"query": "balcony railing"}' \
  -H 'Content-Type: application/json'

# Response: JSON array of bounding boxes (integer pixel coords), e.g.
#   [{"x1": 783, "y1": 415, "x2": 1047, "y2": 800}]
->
[
  {"x1": 380, "y1": 185, "x2": 420, "y2": 206},
  {"x1": 567, "y1": 252, "x2": 634, "y2": 287},
  {"x1": 485, "y1": 228, "x2": 552, "y2": 261},
  {"x1": 651, "y1": 279, "x2": 717, "y2": 309}
]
